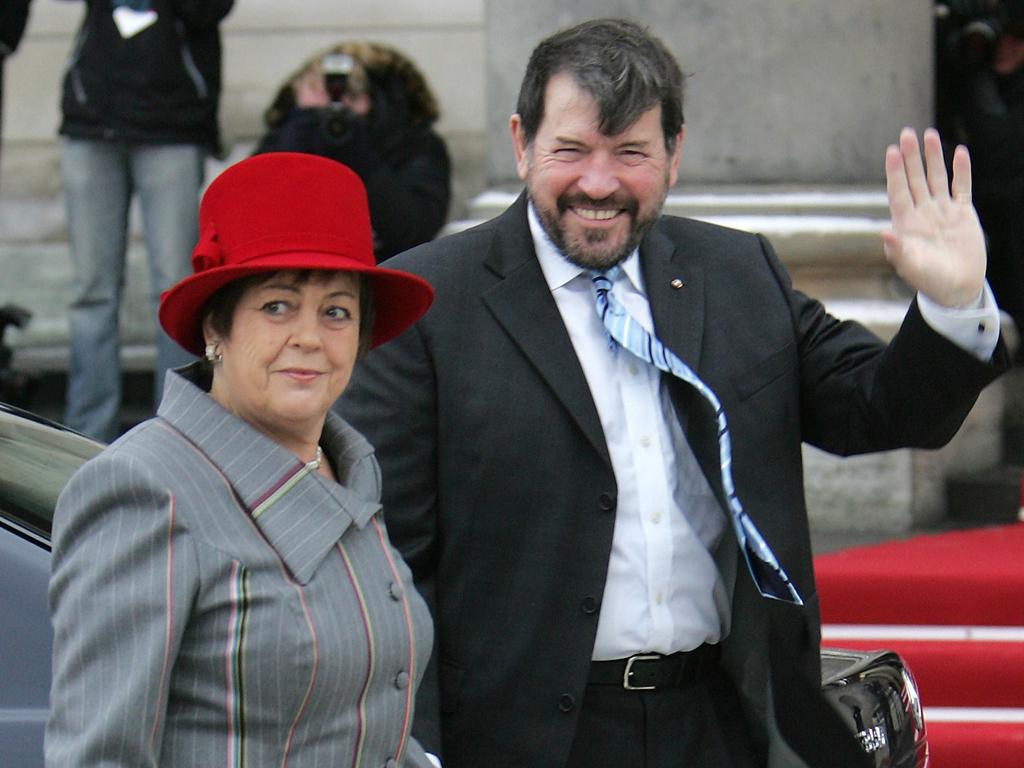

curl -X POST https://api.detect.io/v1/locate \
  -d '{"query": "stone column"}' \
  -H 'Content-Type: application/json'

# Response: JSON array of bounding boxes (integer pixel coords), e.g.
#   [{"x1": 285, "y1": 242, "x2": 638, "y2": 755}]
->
[{"x1": 484, "y1": 0, "x2": 934, "y2": 185}]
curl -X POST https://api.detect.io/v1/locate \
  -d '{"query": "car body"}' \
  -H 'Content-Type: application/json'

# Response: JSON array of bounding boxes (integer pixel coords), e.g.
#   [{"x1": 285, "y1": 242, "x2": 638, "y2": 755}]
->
[
  {"x1": 0, "y1": 403, "x2": 100, "y2": 766},
  {"x1": 0, "y1": 403, "x2": 927, "y2": 767},
  {"x1": 822, "y1": 647, "x2": 929, "y2": 768}
]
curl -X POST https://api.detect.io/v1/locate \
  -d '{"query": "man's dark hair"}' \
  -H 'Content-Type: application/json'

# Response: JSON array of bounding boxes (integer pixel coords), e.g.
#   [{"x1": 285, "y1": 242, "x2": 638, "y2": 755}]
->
[{"x1": 515, "y1": 18, "x2": 686, "y2": 153}]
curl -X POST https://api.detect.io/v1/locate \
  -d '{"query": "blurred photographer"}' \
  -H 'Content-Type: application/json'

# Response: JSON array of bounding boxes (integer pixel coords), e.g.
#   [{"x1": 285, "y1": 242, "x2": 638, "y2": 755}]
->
[
  {"x1": 936, "y1": 0, "x2": 1024, "y2": 342},
  {"x1": 255, "y1": 43, "x2": 451, "y2": 261}
]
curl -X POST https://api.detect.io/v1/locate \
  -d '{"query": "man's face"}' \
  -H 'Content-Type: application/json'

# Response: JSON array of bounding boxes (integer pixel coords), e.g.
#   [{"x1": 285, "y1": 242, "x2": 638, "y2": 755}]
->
[{"x1": 510, "y1": 72, "x2": 683, "y2": 271}]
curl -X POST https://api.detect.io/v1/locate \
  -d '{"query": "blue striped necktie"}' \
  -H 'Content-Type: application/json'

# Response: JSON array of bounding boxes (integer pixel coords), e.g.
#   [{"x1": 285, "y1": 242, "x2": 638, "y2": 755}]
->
[{"x1": 590, "y1": 267, "x2": 802, "y2": 605}]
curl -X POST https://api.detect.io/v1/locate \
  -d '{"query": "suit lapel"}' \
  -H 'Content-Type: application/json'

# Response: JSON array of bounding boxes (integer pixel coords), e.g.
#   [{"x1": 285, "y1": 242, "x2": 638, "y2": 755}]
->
[
  {"x1": 479, "y1": 195, "x2": 611, "y2": 466},
  {"x1": 641, "y1": 224, "x2": 731, "y2": 503},
  {"x1": 641, "y1": 223, "x2": 708, "y2": 443},
  {"x1": 641, "y1": 224, "x2": 706, "y2": 375}
]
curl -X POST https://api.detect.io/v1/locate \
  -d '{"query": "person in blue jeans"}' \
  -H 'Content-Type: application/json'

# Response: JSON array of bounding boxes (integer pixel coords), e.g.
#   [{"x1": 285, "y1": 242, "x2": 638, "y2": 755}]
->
[{"x1": 58, "y1": 0, "x2": 233, "y2": 441}]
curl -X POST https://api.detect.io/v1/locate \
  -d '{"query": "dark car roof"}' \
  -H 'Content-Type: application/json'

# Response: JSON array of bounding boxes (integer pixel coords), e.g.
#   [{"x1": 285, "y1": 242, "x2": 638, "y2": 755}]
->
[{"x1": 0, "y1": 403, "x2": 102, "y2": 546}]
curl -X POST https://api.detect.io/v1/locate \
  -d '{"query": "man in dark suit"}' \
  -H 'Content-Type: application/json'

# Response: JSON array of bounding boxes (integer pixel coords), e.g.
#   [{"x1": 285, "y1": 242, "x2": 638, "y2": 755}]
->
[{"x1": 338, "y1": 18, "x2": 1007, "y2": 768}]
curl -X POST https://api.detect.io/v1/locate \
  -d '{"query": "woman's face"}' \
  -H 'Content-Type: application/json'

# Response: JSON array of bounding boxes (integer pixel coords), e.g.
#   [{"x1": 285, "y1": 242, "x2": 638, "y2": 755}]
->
[{"x1": 206, "y1": 271, "x2": 361, "y2": 447}]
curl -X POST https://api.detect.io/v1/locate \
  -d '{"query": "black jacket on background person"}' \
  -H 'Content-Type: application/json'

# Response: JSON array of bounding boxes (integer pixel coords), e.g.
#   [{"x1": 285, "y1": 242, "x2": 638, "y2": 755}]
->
[
  {"x1": 0, "y1": 0, "x2": 31, "y2": 57},
  {"x1": 59, "y1": 0, "x2": 233, "y2": 151},
  {"x1": 1, "y1": 0, "x2": 33, "y2": 181},
  {"x1": 935, "y1": 2, "x2": 1024, "y2": 340},
  {"x1": 254, "y1": 43, "x2": 451, "y2": 261}
]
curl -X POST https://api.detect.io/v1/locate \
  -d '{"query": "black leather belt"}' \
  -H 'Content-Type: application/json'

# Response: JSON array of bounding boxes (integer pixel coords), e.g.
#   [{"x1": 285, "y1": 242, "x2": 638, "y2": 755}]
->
[{"x1": 587, "y1": 645, "x2": 720, "y2": 691}]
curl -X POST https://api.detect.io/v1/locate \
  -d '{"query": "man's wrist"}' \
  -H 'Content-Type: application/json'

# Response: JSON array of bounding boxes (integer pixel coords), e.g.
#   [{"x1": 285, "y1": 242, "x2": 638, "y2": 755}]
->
[{"x1": 917, "y1": 281, "x2": 1000, "y2": 361}]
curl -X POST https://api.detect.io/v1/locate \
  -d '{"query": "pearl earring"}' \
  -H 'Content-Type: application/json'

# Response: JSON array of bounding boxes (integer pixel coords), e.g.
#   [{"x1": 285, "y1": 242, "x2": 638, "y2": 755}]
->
[{"x1": 205, "y1": 343, "x2": 222, "y2": 363}]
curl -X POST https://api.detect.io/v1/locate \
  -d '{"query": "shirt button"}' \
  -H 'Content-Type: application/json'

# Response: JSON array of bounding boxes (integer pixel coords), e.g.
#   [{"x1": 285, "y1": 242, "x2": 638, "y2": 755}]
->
[
  {"x1": 628, "y1": 363, "x2": 639, "y2": 376},
  {"x1": 598, "y1": 492, "x2": 616, "y2": 512},
  {"x1": 581, "y1": 596, "x2": 599, "y2": 614},
  {"x1": 639, "y1": 435, "x2": 651, "y2": 448},
  {"x1": 558, "y1": 693, "x2": 576, "y2": 712},
  {"x1": 655, "y1": 592, "x2": 664, "y2": 605},
  {"x1": 388, "y1": 581, "x2": 403, "y2": 601},
  {"x1": 394, "y1": 671, "x2": 410, "y2": 690},
  {"x1": 650, "y1": 511, "x2": 662, "y2": 524}
]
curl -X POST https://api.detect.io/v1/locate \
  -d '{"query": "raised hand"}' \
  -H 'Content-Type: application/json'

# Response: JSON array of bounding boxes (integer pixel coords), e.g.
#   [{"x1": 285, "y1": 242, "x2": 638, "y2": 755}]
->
[{"x1": 881, "y1": 127, "x2": 987, "y2": 308}]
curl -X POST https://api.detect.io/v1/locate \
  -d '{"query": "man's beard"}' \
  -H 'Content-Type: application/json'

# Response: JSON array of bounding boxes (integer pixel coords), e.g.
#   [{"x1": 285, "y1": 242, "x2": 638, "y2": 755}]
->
[{"x1": 533, "y1": 187, "x2": 666, "y2": 271}]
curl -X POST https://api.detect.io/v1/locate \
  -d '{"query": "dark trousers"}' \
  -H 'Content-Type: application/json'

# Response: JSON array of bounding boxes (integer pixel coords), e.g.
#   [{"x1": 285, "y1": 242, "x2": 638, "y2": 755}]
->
[{"x1": 565, "y1": 666, "x2": 761, "y2": 768}]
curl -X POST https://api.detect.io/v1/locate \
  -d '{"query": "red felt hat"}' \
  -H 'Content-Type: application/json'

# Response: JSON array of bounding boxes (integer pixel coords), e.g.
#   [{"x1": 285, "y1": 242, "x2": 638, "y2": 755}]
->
[{"x1": 159, "y1": 152, "x2": 433, "y2": 356}]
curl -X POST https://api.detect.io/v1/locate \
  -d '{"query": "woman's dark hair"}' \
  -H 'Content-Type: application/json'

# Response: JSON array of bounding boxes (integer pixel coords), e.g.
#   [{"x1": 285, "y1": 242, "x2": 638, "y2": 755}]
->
[
  {"x1": 515, "y1": 18, "x2": 686, "y2": 153},
  {"x1": 199, "y1": 270, "x2": 376, "y2": 375}
]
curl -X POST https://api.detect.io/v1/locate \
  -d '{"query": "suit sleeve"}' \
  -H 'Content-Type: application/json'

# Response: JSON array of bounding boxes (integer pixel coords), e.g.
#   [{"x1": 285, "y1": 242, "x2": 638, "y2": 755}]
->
[
  {"x1": 46, "y1": 450, "x2": 198, "y2": 767},
  {"x1": 756, "y1": 234, "x2": 1009, "y2": 455},
  {"x1": 338, "y1": 320, "x2": 444, "y2": 757}
]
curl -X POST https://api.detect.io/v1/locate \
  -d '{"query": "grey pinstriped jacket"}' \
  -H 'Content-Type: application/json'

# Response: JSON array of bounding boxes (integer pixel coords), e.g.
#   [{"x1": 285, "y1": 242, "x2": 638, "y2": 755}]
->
[{"x1": 46, "y1": 368, "x2": 434, "y2": 767}]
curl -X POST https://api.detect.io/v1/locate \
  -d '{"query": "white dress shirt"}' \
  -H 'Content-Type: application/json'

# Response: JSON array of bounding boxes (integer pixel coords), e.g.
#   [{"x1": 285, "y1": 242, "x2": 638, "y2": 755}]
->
[{"x1": 527, "y1": 203, "x2": 1001, "y2": 661}]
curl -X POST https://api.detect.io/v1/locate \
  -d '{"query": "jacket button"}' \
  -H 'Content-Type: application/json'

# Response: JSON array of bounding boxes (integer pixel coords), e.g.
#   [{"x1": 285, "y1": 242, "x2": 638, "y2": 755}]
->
[
  {"x1": 394, "y1": 670, "x2": 410, "y2": 690},
  {"x1": 388, "y1": 581, "x2": 403, "y2": 601},
  {"x1": 581, "y1": 596, "x2": 599, "y2": 614},
  {"x1": 558, "y1": 693, "x2": 575, "y2": 712},
  {"x1": 598, "y1": 492, "x2": 616, "y2": 512}
]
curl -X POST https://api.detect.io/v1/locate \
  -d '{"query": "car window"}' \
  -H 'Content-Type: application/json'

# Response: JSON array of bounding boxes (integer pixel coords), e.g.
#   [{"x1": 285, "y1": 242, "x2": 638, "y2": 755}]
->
[{"x1": 0, "y1": 407, "x2": 102, "y2": 542}]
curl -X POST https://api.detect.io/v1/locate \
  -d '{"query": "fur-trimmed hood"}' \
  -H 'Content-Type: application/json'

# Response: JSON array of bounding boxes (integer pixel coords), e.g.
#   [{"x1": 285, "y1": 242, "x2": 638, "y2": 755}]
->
[{"x1": 263, "y1": 41, "x2": 440, "y2": 130}]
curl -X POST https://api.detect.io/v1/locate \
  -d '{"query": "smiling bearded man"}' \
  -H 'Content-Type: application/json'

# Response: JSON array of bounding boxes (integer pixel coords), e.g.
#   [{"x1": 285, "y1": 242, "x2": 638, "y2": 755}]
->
[{"x1": 515, "y1": 70, "x2": 677, "y2": 271}]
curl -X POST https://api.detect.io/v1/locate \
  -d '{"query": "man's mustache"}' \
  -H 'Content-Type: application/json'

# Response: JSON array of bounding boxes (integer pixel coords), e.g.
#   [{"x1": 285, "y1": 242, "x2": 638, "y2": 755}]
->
[{"x1": 556, "y1": 193, "x2": 639, "y2": 217}]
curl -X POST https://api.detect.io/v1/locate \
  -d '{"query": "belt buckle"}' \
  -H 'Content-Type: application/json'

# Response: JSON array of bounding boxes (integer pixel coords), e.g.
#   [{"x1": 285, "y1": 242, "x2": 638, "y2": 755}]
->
[{"x1": 623, "y1": 653, "x2": 661, "y2": 690}]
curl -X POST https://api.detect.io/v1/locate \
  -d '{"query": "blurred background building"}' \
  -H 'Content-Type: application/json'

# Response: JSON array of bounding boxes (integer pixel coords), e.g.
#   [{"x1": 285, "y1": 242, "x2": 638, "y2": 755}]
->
[{"x1": 1, "y1": 0, "x2": 934, "y2": 212}]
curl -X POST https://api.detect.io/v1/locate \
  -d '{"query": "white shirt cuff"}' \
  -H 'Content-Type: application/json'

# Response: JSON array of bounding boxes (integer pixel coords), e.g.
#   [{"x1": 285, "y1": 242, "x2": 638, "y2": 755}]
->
[
  {"x1": 917, "y1": 281, "x2": 1000, "y2": 361},
  {"x1": 426, "y1": 753, "x2": 442, "y2": 768}
]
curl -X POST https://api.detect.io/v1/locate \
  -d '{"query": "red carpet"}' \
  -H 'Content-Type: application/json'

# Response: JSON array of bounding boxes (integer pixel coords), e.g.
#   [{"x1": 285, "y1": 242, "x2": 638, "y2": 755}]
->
[
  {"x1": 926, "y1": 720, "x2": 1024, "y2": 767},
  {"x1": 816, "y1": 523, "x2": 1024, "y2": 627},
  {"x1": 815, "y1": 523, "x2": 1024, "y2": 768}
]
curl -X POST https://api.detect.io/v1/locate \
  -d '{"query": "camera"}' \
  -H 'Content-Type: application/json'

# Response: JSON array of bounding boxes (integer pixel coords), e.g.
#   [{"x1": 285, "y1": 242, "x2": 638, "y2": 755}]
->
[
  {"x1": 320, "y1": 52, "x2": 357, "y2": 140},
  {"x1": 937, "y1": 0, "x2": 1024, "y2": 69}
]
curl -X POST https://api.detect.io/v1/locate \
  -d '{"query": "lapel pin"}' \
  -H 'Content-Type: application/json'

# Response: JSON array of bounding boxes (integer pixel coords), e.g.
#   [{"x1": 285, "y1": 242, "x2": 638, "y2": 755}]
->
[{"x1": 670, "y1": 278, "x2": 685, "y2": 289}]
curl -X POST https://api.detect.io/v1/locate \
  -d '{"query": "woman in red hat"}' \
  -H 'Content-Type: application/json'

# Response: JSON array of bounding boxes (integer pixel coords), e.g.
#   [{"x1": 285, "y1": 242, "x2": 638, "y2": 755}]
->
[{"x1": 46, "y1": 153, "x2": 440, "y2": 767}]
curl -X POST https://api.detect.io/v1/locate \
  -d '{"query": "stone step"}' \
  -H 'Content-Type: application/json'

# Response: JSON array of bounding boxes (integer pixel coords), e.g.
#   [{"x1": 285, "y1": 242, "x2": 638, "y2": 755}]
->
[
  {"x1": 463, "y1": 184, "x2": 892, "y2": 219},
  {"x1": 0, "y1": 241, "x2": 156, "y2": 350},
  {"x1": 442, "y1": 185, "x2": 905, "y2": 302},
  {"x1": 2, "y1": 185, "x2": 1012, "y2": 534},
  {"x1": 0, "y1": 183, "x2": 912, "y2": 355}
]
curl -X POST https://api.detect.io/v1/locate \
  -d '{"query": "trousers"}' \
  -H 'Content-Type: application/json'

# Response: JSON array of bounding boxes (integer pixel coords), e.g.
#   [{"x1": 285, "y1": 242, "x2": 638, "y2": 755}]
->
[
  {"x1": 565, "y1": 665, "x2": 760, "y2": 768},
  {"x1": 62, "y1": 138, "x2": 202, "y2": 442}
]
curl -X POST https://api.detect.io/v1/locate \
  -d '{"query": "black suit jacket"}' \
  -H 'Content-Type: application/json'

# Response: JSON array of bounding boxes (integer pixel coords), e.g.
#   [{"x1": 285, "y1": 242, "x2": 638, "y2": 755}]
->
[{"x1": 339, "y1": 193, "x2": 1006, "y2": 767}]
